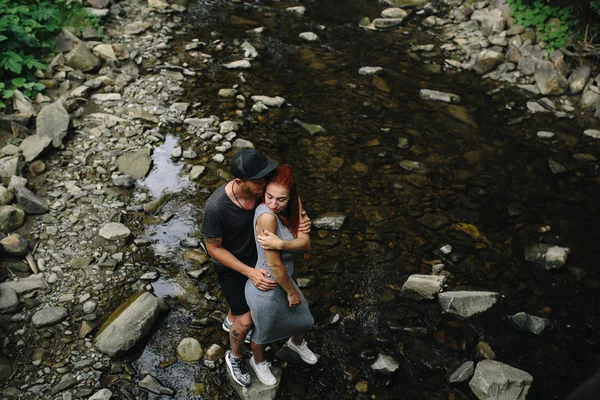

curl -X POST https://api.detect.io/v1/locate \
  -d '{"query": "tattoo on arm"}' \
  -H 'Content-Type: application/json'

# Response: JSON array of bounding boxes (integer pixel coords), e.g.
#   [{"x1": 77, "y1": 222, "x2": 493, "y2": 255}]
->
[{"x1": 205, "y1": 237, "x2": 222, "y2": 245}]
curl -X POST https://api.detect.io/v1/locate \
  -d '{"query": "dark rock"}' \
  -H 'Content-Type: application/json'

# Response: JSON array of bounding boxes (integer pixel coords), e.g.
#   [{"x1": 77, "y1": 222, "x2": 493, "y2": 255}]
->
[{"x1": 13, "y1": 186, "x2": 49, "y2": 214}]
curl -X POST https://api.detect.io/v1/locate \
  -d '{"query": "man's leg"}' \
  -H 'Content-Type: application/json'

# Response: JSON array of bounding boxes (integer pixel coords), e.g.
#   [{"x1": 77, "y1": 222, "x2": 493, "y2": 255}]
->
[{"x1": 230, "y1": 311, "x2": 251, "y2": 358}]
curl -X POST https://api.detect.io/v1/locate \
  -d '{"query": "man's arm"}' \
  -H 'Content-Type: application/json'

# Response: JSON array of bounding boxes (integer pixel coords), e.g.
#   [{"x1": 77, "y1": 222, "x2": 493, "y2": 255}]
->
[{"x1": 204, "y1": 236, "x2": 277, "y2": 291}]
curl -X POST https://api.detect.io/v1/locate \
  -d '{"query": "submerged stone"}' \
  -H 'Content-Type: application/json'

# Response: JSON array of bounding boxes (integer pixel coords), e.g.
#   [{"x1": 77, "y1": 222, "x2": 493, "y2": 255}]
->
[
  {"x1": 469, "y1": 360, "x2": 533, "y2": 400},
  {"x1": 448, "y1": 361, "x2": 475, "y2": 383},
  {"x1": 524, "y1": 243, "x2": 570, "y2": 270},
  {"x1": 509, "y1": 312, "x2": 550, "y2": 335},
  {"x1": 438, "y1": 291, "x2": 500, "y2": 318}
]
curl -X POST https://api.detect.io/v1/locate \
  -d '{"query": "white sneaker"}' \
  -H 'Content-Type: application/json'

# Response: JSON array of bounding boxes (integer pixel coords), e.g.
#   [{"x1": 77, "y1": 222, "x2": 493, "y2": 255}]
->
[
  {"x1": 249, "y1": 357, "x2": 277, "y2": 386},
  {"x1": 286, "y1": 338, "x2": 318, "y2": 365}
]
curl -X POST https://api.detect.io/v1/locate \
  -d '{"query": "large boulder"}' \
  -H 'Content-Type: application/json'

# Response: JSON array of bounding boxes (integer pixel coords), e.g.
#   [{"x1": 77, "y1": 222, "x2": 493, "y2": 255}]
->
[
  {"x1": 568, "y1": 65, "x2": 591, "y2": 95},
  {"x1": 469, "y1": 360, "x2": 533, "y2": 400},
  {"x1": 0, "y1": 274, "x2": 46, "y2": 295},
  {"x1": 438, "y1": 291, "x2": 500, "y2": 318},
  {"x1": 94, "y1": 291, "x2": 169, "y2": 358},
  {"x1": 535, "y1": 61, "x2": 568, "y2": 96},
  {"x1": 65, "y1": 42, "x2": 100, "y2": 72},
  {"x1": 36, "y1": 100, "x2": 70, "y2": 148},
  {"x1": 117, "y1": 148, "x2": 152, "y2": 179}
]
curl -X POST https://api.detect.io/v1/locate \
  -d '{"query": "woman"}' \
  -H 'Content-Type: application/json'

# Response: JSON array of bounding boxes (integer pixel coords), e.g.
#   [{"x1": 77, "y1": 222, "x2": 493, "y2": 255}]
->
[{"x1": 244, "y1": 165, "x2": 318, "y2": 386}]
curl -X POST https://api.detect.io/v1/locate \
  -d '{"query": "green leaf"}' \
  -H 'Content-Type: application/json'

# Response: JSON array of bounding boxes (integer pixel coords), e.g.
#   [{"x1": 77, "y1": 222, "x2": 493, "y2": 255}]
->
[
  {"x1": 33, "y1": 82, "x2": 46, "y2": 91},
  {"x1": 0, "y1": 34, "x2": 7, "y2": 42},
  {"x1": 2, "y1": 89, "x2": 15, "y2": 99},
  {"x1": 11, "y1": 77, "x2": 26, "y2": 87},
  {"x1": 0, "y1": 51, "x2": 23, "y2": 74}
]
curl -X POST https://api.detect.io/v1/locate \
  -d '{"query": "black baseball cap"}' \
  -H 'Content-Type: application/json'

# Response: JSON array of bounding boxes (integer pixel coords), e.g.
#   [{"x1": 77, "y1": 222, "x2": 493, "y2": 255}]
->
[{"x1": 230, "y1": 149, "x2": 278, "y2": 180}]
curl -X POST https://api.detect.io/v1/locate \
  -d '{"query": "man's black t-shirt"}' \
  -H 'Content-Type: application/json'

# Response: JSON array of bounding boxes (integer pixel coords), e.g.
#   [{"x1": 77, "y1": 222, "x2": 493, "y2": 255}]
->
[{"x1": 200, "y1": 183, "x2": 258, "y2": 274}]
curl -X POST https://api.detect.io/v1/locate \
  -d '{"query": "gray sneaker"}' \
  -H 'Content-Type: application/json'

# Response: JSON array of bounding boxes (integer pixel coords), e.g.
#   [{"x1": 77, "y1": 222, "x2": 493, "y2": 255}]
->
[
  {"x1": 222, "y1": 318, "x2": 252, "y2": 343},
  {"x1": 226, "y1": 350, "x2": 251, "y2": 387}
]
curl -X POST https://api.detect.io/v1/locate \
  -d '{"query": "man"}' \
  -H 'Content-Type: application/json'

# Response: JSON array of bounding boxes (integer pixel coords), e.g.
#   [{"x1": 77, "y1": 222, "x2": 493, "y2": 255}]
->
[{"x1": 200, "y1": 149, "x2": 310, "y2": 387}]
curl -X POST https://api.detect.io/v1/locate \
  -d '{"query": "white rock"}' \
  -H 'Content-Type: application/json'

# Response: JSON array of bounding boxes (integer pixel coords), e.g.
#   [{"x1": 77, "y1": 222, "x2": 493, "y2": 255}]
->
[
  {"x1": 190, "y1": 165, "x2": 206, "y2": 181},
  {"x1": 469, "y1": 360, "x2": 533, "y2": 400},
  {"x1": 583, "y1": 129, "x2": 600, "y2": 139},
  {"x1": 177, "y1": 337, "x2": 203, "y2": 362},
  {"x1": 223, "y1": 60, "x2": 251, "y2": 69},
  {"x1": 89, "y1": 389, "x2": 113, "y2": 400},
  {"x1": 382, "y1": 8, "x2": 408, "y2": 19},
  {"x1": 299, "y1": 32, "x2": 319, "y2": 42},
  {"x1": 286, "y1": 6, "x2": 306, "y2": 16},
  {"x1": 438, "y1": 291, "x2": 500, "y2": 318},
  {"x1": 401, "y1": 274, "x2": 446, "y2": 300},
  {"x1": 99, "y1": 223, "x2": 131, "y2": 240},
  {"x1": 536, "y1": 131, "x2": 555, "y2": 138},
  {"x1": 358, "y1": 66, "x2": 383, "y2": 76},
  {"x1": 240, "y1": 42, "x2": 259, "y2": 59},
  {"x1": 420, "y1": 89, "x2": 461, "y2": 104},
  {"x1": 250, "y1": 95, "x2": 286, "y2": 108}
]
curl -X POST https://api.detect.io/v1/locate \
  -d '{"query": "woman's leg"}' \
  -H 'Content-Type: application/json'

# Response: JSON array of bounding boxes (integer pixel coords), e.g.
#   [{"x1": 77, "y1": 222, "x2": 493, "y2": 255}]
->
[{"x1": 251, "y1": 341, "x2": 267, "y2": 363}]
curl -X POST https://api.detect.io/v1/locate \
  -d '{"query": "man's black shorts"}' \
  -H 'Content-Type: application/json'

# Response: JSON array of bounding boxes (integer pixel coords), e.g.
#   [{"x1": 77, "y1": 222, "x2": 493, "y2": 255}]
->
[{"x1": 216, "y1": 266, "x2": 250, "y2": 315}]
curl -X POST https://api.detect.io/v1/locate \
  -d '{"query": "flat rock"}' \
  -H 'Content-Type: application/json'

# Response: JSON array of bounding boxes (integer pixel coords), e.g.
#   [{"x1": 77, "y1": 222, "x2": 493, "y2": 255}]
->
[
  {"x1": 399, "y1": 160, "x2": 429, "y2": 174},
  {"x1": 117, "y1": 148, "x2": 152, "y2": 179},
  {"x1": 0, "y1": 355, "x2": 12, "y2": 383},
  {"x1": 448, "y1": 361, "x2": 475, "y2": 383},
  {"x1": 0, "y1": 274, "x2": 46, "y2": 295},
  {"x1": 36, "y1": 100, "x2": 70, "y2": 148},
  {"x1": 469, "y1": 360, "x2": 533, "y2": 400},
  {"x1": 401, "y1": 274, "x2": 445, "y2": 300},
  {"x1": 583, "y1": 129, "x2": 600, "y2": 139},
  {"x1": 313, "y1": 212, "x2": 346, "y2": 230},
  {"x1": 382, "y1": 8, "x2": 408, "y2": 18},
  {"x1": 89, "y1": 389, "x2": 112, "y2": 400},
  {"x1": 509, "y1": 312, "x2": 550, "y2": 335},
  {"x1": 190, "y1": 165, "x2": 205, "y2": 181},
  {"x1": 359, "y1": 66, "x2": 383, "y2": 76},
  {"x1": 0, "y1": 286, "x2": 19, "y2": 314},
  {"x1": 13, "y1": 185, "x2": 49, "y2": 214},
  {"x1": 32, "y1": 306, "x2": 68, "y2": 328},
  {"x1": 420, "y1": 89, "x2": 461, "y2": 103},
  {"x1": 524, "y1": 243, "x2": 570, "y2": 270},
  {"x1": 139, "y1": 374, "x2": 174, "y2": 396},
  {"x1": 250, "y1": 95, "x2": 285, "y2": 107},
  {"x1": 299, "y1": 32, "x2": 319, "y2": 41},
  {"x1": 568, "y1": 65, "x2": 591, "y2": 95},
  {"x1": 223, "y1": 60, "x2": 251, "y2": 69},
  {"x1": 183, "y1": 249, "x2": 210, "y2": 264},
  {"x1": 294, "y1": 119, "x2": 326, "y2": 135},
  {"x1": 65, "y1": 42, "x2": 100, "y2": 72},
  {"x1": 124, "y1": 21, "x2": 152, "y2": 35},
  {"x1": 99, "y1": 223, "x2": 130, "y2": 240},
  {"x1": 372, "y1": 18, "x2": 404, "y2": 30},
  {"x1": 94, "y1": 292, "x2": 169, "y2": 358},
  {"x1": 438, "y1": 291, "x2": 500, "y2": 318},
  {"x1": 19, "y1": 135, "x2": 53, "y2": 162}
]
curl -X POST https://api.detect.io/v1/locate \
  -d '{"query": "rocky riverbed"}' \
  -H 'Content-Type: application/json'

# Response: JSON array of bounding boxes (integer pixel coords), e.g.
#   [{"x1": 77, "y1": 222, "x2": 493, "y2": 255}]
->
[{"x1": 2, "y1": 0, "x2": 600, "y2": 399}]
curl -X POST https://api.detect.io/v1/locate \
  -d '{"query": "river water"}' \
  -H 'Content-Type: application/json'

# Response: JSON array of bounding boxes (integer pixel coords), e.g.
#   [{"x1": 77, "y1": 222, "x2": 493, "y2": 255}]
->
[{"x1": 129, "y1": 0, "x2": 600, "y2": 399}]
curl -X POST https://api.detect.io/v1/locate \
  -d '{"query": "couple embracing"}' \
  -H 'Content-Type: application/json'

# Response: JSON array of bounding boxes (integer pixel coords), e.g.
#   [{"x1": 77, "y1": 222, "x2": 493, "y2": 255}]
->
[{"x1": 200, "y1": 149, "x2": 317, "y2": 387}]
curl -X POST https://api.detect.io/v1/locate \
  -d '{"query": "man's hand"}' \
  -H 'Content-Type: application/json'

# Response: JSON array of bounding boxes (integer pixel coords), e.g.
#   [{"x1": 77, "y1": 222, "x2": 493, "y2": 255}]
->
[
  {"x1": 287, "y1": 289, "x2": 301, "y2": 307},
  {"x1": 257, "y1": 230, "x2": 283, "y2": 250},
  {"x1": 248, "y1": 268, "x2": 277, "y2": 291},
  {"x1": 298, "y1": 210, "x2": 311, "y2": 234}
]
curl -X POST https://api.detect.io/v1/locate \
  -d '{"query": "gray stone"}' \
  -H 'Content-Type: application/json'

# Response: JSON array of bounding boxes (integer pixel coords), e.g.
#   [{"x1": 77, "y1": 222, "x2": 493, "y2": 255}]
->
[
  {"x1": 204, "y1": 344, "x2": 225, "y2": 361},
  {"x1": 184, "y1": 117, "x2": 215, "y2": 128},
  {"x1": 93, "y1": 44, "x2": 117, "y2": 61},
  {"x1": 87, "y1": 0, "x2": 110, "y2": 8},
  {"x1": 99, "y1": 222, "x2": 130, "y2": 240},
  {"x1": 117, "y1": 148, "x2": 152, "y2": 179},
  {"x1": 313, "y1": 212, "x2": 346, "y2": 230},
  {"x1": 0, "y1": 205, "x2": 25, "y2": 232},
  {"x1": 371, "y1": 353, "x2": 399, "y2": 375},
  {"x1": 139, "y1": 375, "x2": 174, "y2": 396},
  {"x1": 536, "y1": 131, "x2": 555, "y2": 139},
  {"x1": 88, "y1": 389, "x2": 112, "y2": 400},
  {"x1": 0, "y1": 286, "x2": 19, "y2": 314},
  {"x1": 13, "y1": 185, "x2": 49, "y2": 215},
  {"x1": 12, "y1": 90, "x2": 36, "y2": 118},
  {"x1": 83, "y1": 300, "x2": 97, "y2": 314},
  {"x1": 382, "y1": 7, "x2": 408, "y2": 19},
  {"x1": 219, "y1": 120, "x2": 240, "y2": 134},
  {"x1": 0, "y1": 274, "x2": 46, "y2": 295},
  {"x1": 584, "y1": 129, "x2": 600, "y2": 139},
  {"x1": 223, "y1": 60, "x2": 251, "y2": 69},
  {"x1": 51, "y1": 373, "x2": 77, "y2": 396},
  {"x1": 568, "y1": 65, "x2": 591, "y2": 95},
  {"x1": 0, "y1": 355, "x2": 12, "y2": 383},
  {"x1": 227, "y1": 360, "x2": 281, "y2": 400},
  {"x1": 471, "y1": 8, "x2": 505, "y2": 36},
  {"x1": 190, "y1": 165, "x2": 205, "y2": 181},
  {"x1": 0, "y1": 234, "x2": 28, "y2": 256},
  {"x1": 420, "y1": 89, "x2": 461, "y2": 103},
  {"x1": 372, "y1": 18, "x2": 404, "y2": 30},
  {"x1": 19, "y1": 135, "x2": 53, "y2": 162},
  {"x1": 112, "y1": 174, "x2": 134, "y2": 188},
  {"x1": 524, "y1": 243, "x2": 570, "y2": 270},
  {"x1": 251, "y1": 95, "x2": 285, "y2": 108},
  {"x1": 382, "y1": 0, "x2": 427, "y2": 7},
  {"x1": 32, "y1": 306, "x2": 68, "y2": 328},
  {"x1": 36, "y1": 100, "x2": 70, "y2": 148},
  {"x1": 535, "y1": 61, "x2": 567, "y2": 96},
  {"x1": 0, "y1": 185, "x2": 12, "y2": 206},
  {"x1": 509, "y1": 312, "x2": 550, "y2": 335},
  {"x1": 91, "y1": 93, "x2": 121, "y2": 102},
  {"x1": 177, "y1": 338, "x2": 203, "y2": 362},
  {"x1": 286, "y1": 6, "x2": 306, "y2": 16},
  {"x1": 473, "y1": 50, "x2": 504, "y2": 75},
  {"x1": 401, "y1": 274, "x2": 446, "y2": 300},
  {"x1": 94, "y1": 292, "x2": 169, "y2": 358},
  {"x1": 123, "y1": 21, "x2": 152, "y2": 35},
  {"x1": 0, "y1": 157, "x2": 21, "y2": 184},
  {"x1": 232, "y1": 138, "x2": 254, "y2": 149},
  {"x1": 469, "y1": 360, "x2": 533, "y2": 400},
  {"x1": 580, "y1": 87, "x2": 599, "y2": 111},
  {"x1": 241, "y1": 42, "x2": 259, "y2": 59},
  {"x1": 448, "y1": 361, "x2": 475, "y2": 383},
  {"x1": 299, "y1": 32, "x2": 320, "y2": 41},
  {"x1": 548, "y1": 159, "x2": 566, "y2": 174},
  {"x1": 65, "y1": 42, "x2": 100, "y2": 72},
  {"x1": 438, "y1": 291, "x2": 500, "y2": 318}
]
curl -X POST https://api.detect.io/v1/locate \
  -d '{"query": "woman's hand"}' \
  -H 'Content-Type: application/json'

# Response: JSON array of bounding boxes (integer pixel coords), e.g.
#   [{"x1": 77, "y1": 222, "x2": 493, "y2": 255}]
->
[
  {"x1": 287, "y1": 289, "x2": 301, "y2": 307},
  {"x1": 258, "y1": 230, "x2": 283, "y2": 250},
  {"x1": 298, "y1": 210, "x2": 311, "y2": 234}
]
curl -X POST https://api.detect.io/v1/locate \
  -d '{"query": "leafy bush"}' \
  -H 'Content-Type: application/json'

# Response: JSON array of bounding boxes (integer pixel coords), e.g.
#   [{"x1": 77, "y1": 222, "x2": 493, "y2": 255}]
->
[
  {"x1": 0, "y1": 0, "x2": 100, "y2": 110},
  {"x1": 507, "y1": 0, "x2": 579, "y2": 51}
]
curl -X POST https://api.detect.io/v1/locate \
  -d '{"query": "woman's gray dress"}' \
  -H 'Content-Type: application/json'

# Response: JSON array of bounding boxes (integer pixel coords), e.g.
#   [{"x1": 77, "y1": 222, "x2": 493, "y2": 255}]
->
[{"x1": 244, "y1": 204, "x2": 314, "y2": 344}]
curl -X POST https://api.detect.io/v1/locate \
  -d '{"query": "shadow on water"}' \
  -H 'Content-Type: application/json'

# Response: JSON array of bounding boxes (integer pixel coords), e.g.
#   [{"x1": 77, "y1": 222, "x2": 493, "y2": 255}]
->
[{"x1": 121, "y1": 0, "x2": 600, "y2": 399}]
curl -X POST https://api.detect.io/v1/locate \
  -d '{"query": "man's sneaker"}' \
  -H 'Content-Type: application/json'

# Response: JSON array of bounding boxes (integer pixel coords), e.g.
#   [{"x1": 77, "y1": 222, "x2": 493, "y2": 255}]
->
[
  {"x1": 249, "y1": 357, "x2": 277, "y2": 386},
  {"x1": 225, "y1": 350, "x2": 251, "y2": 387},
  {"x1": 286, "y1": 338, "x2": 318, "y2": 365},
  {"x1": 222, "y1": 318, "x2": 252, "y2": 344}
]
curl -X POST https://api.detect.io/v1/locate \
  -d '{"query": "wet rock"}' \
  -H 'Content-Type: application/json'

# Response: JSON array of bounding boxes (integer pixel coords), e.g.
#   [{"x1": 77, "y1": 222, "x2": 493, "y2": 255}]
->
[
  {"x1": 568, "y1": 65, "x2": 591, "y2": 95},
  {"x1": 51, "y1": 373, "x2": 78, "y2": 395},
  {"x1": 535, "y1": 61, "x2": 567, "y2": 96},
  {"x1": 32, "y1": 306, "x2": 68, "y2": 328},
  {"x1": 401, "y1": 274, "x2": 445, "y2": 300},
  {"x1": 205, "y1": 344, "x2": 225, "y2": 361},
  {"x1": 250, "y1": 95, "x2": 285, "y2": 108},
  {"x1": 233, "y1": 138, "x2": 254, "y2": 149},
  {"x1": 417, "y1": 213, "x2": 450, "y2": 230},
  {"x1": 473, "y1": 50, "x2": 504, "y2": 75},
  {"x1": 509, "y1": 312, "x2": 550, "y2": 335},
  {"x1": 382, "y1": 8, "x2": 408, "y2": 19},
  {"x1": 299, "y1": 32, "x2": 319, "y2": 41},
  {"x1": 372, "y1": 76, "x2": 391, "y2": 92},
  {"x1": 536, "y1": 131, "x2": 555, "y2": 139},
  {"x1": 294, "y1": 119, "x2": 326, "y2": 135},
  {"x1": 139, "y1": 374, "x2": 174, "y2": 396},
  {"x1": 371, "y1": 353, "x2": 399, "y2": 375},
  {"x1": 548, "y1": 159, "x2": 566, "y2": 174},
  {"x1": 524, "y1": 243, "x2": 570, "y2": 270},
  {"x1": 420, "y1": 89, "x2": 461, "y2": 103},
  {"x1": 580, "y1": 86, "x2": 599, "y2": 111},
  {"x1": 36, "y1": 100, "x2": 70, "y2": 148},
  {"x1": 0, "y1": 234, "x2": 28, "y2": 256},
  {"x1": 0, "y1": 157, "x2": 21, "y2": 184},
  {"x1": 223, "y1": 60, "x2": 251, "y2": 69},
  {"x1": 476, "y1": 341, "x2": 496, "y2": 360},
  {"x1": 112, "y1": 174, "x2": 134, "y2": 188},
  {"x1": 190, "y1": 166, "x2": 206, "y2": 181},
  {"x1": 0, "y1": 205, "x2": 26, "y2": 232},
  {"x1": 448, "y1": 361, "x2": 475, "y2": 383},
  {"x1": 19, "y1": 134, "x2": 53, "y2": 162},
  {"x1": 177, "y1": 338, "x2": 203, "y2": 362},
  {"x1": 89, "y1": 389, "x2": 112, "y2": 400},
  {"x1": 14, "y1": 186, "x2": 50, "y2": 215},
  {"x1": 228, "y1": 361, "x2": 281, "y2": 399},
  {"x1": 94, "y1": 291, "x2": 169, "y2": 358},
  {"x1": 399, "y1": 160, "x2": 429, "y2": 174},
  {"x1": 438, "y1": 291, "x2": 500, "y2": 318},
  {"x1": 372, "y1": 18, "x2": 404, "y2": 30},
  {"x1": 584, "y1": 129, "x2": 600, "y2": 139},
  {"x1": 469, "y1": 360, "x2": 532, "y2": 400},
  {"x1": 183, "y1": 249, "x2": 210, "y2": 264},
  {"x1": 117, "y1": 148, "x2": 152, "y2": 179},
  {"x1": 65, "y1": 42, "x2": 100, "y2": 72},
  {"x1": 0, "y1": 355, "x2": 12, "y2": 382},
  {"x1": 312, "y1": 212, "x2": 346, "y2": 230},
  {"x1": 0, "y1": 274, "x2": 46, "y2": 295},
  {"x1": 0, "y1": 286, "x2": 19, "y2": 314},
  {"x1": 359, "y1": 66, "x2": 383, "y2": 76},
  {"x1": 99, "y1": 223, "x2": 130, "y2": 240}
]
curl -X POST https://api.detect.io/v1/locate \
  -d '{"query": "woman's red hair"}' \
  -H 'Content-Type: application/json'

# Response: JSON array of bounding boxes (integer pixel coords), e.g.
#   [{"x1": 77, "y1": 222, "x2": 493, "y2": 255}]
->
[{"x1": 267, "y1": 165, "x2": 299, "y2": 237}]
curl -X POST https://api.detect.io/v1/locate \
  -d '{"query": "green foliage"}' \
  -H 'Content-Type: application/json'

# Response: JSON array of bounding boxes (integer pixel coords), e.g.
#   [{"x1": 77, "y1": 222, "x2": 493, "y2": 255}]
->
[
  {"x1": 0, "y1": 0, "x2": 101, "y2": 109},
  {"x1": 507, "y1": 0, "x2": 579, "y2": 51}
]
